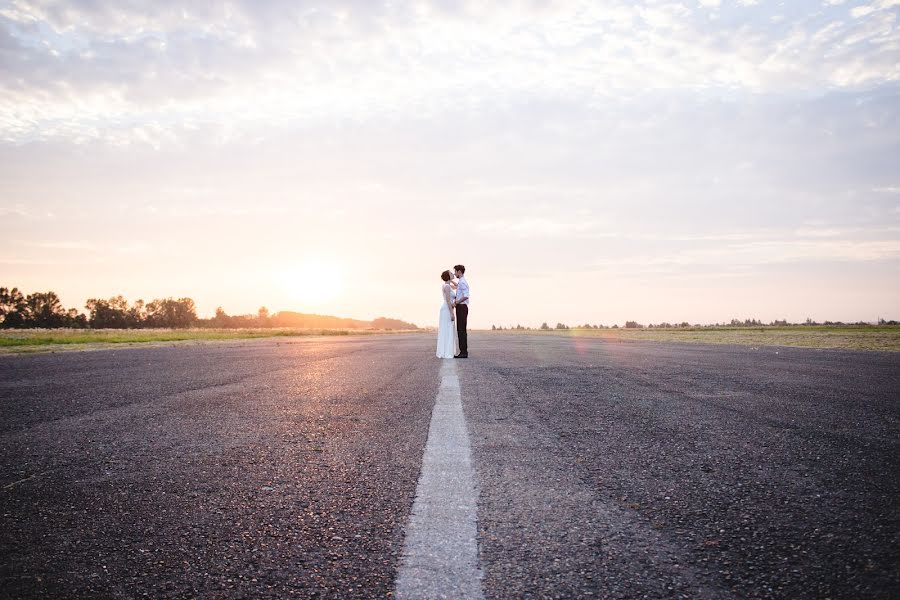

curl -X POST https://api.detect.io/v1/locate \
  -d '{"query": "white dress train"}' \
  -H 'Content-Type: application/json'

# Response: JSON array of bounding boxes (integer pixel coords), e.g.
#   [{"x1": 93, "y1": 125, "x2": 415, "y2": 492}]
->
[{"x1": 436, "y1": 284, "x2": 459, "y2": 358}]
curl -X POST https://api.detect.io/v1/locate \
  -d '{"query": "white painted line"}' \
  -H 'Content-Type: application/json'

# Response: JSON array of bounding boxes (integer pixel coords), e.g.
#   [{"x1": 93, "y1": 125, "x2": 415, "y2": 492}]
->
[{"x1": 395, "y1": 359, "x2": 484, "y2": 600}]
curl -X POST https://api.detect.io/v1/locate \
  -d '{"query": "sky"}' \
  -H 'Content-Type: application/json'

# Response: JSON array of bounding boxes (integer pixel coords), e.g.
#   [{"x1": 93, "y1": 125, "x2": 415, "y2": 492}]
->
[{"x1": 1, "y1": 0, "x2": 899, "y2": 329}]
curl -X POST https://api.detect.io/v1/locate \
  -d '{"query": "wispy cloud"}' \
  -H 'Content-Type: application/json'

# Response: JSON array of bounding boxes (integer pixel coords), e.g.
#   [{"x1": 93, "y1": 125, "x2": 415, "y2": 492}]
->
[
  {"x1": 0, "y1": 204, "x2": 29, "y2": 217},
  {"x1": 24, "y1": 240, "x2": 94, "y2": 250},
  {"x1": 589, "y1": 231, "x2": 900, "y2": 274},
  {"x1": 477, "y1": 217, "x2": 606, "y2": 238}
]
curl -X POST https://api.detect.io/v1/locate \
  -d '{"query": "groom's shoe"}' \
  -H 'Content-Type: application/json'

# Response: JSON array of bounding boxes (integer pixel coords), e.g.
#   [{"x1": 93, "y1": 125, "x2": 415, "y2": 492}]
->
[{"x1": 454, "y1": 353, "x2": 469, "y2": 359}]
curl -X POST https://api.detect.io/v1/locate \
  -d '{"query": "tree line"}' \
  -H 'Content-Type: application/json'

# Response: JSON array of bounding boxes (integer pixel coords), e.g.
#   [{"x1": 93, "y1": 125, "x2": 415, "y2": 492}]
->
[
  {"x1": 1, "y1": 287, "x2": 197, "y2": 329},
  {"x1": 491, "y1": 317, "x2": 897, "y2": 330},
  {"x1": 0, "y1": 287, "x2": 419, "y2": 330}
]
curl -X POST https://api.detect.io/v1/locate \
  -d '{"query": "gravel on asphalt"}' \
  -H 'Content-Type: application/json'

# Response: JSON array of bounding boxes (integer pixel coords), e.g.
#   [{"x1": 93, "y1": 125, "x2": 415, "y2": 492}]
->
[
  {"x1": 460, "y1": 334, "x2": 900, "y2": 600},
  {"x1": 1, "y1": 336, "x2": 438, "y2": 599},
  {"x1": 3, "y1": 332, "x2": 898, "y2": 599}
]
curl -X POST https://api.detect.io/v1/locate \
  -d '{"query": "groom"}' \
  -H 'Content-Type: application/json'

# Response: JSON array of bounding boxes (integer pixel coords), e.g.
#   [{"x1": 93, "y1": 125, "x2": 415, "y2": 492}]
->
[{"x1": 453, "y1": 264, "x2": 469, "y2": 358}]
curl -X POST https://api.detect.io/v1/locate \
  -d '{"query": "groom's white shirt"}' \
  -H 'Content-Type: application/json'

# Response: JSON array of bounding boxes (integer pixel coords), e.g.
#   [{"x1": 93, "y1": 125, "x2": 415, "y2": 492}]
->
[{"x1": 456, "y1": 276, "x2": 470, "y2": 305}]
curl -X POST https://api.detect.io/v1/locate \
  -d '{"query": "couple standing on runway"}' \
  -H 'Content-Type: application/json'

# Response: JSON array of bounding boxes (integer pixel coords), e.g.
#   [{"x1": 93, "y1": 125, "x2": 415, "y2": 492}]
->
[{"x1": 436, "y1": 265, "x2": 469, "y2": 359}]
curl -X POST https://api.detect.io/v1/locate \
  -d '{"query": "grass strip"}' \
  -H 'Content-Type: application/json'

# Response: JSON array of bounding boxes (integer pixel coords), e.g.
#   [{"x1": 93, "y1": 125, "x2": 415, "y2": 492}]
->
[
  {"x1": 496, "y1": 326, "x2": 900, "y2": 352},
  {"x1": 0, "y1": 328, "x2": 410, "y2": 353}
]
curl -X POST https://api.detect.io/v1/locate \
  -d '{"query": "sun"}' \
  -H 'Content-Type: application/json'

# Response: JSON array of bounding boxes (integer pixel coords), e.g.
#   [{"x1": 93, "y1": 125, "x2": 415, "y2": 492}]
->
[{"x1": 281, "y1": 259, "x2": 346, "y2": 308}]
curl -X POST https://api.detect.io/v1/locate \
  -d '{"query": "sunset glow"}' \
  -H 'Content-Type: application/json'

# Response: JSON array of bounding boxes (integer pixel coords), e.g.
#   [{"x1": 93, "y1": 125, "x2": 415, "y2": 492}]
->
[
  {"x1": 280, "y1": 259, "x2": 346, "y2": 311},
  {"x1": 1, "y1": 1, "x2": 898, "y2": 327}
]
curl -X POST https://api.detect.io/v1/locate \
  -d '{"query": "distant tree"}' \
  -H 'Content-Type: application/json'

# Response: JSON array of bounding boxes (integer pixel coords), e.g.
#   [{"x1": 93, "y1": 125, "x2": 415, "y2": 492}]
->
[
  {"x1": 555, "y1": 322, "x2": 569, "y2": 330},
  {"x1": 624, "y1": 321, "x2": 642, "y2": 329},
  {"x1": 86, "y1": 295, "x2": 132, "y2": 328},
  {"x1": 1, "y1": 287, "x2": 85, "y2": 328},
  {"x1": 145, "y1": 297, "x2": 197, "y2": 328},
  {"x1": 212, "y1": 306, "x2": 231, "y2": 327},
  {"x1": 256, "y1": 306, "x2": 272, "y2": 328},
  {"x1": 68, "y1": 308, "x2": 88, "y2": 328},
  {"x1": 25, "y1": 291, "x2": 70, "y2": 328},
  {"x1": 0, "y1": 287, "x2": 28, "y2": 327},
  {"x1": 127, "y1": 299, "x2": 146, "y2": 327},
  {"x1": 540, "y1": 322, "x2": 550, "y2": 330}
]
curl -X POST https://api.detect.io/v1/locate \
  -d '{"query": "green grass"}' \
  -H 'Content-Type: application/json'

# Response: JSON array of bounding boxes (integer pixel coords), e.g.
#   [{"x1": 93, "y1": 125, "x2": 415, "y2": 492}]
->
[
  {"x1": 6, "y1": 325, "x2": 898, "y2": 354},
  {"x1": 0, "y1": 327, "x2": 412, "y2": 354},
  {"x1": 499, "y1": 325, "x2": 900, "y2": 352}
]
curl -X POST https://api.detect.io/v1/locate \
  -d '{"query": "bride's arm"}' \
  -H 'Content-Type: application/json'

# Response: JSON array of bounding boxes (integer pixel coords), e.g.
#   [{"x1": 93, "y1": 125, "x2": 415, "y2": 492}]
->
[{"x1": 442, "y1": 285, "x2": 456, "y2": 319}]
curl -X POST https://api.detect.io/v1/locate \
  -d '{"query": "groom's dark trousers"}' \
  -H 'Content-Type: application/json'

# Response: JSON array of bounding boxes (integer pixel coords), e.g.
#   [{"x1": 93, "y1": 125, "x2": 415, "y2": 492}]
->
[{"x1": 456, "y1": 304, "x2": 468, "y2": 355}]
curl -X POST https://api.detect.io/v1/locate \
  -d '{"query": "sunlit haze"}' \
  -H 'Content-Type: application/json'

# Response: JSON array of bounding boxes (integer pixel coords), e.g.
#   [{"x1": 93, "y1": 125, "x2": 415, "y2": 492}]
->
[{"x1": 2, "y1": 0, "x2": 899, "y2": 328}]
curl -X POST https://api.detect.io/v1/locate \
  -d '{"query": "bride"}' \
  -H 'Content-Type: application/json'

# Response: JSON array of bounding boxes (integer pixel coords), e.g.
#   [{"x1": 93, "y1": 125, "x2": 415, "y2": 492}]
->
[{"x1": 436, "y1": 269, "x2": 460, "y2": 359}]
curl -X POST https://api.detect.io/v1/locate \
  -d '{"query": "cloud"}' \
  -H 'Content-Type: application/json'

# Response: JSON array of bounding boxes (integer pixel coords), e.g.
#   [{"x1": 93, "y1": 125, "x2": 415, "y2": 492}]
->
[
  {"x1": 25, "y1": 240, "x2": 94, "y2": 250},
  {"x1": 1, "y1": 0, "x2": 899, "y2": 145},
  {"x1": 476, "y1": 217, "x2": 605, "y2": 238},
  {"x1": 0, "y1": 257, "x2": 49, "y2": 265},
  {"x1": 590, "y1": 235, "x2": 900, "y2": 275},
  {"x1": 0, "y1": 204, "x2": 29, "y2": 217}
]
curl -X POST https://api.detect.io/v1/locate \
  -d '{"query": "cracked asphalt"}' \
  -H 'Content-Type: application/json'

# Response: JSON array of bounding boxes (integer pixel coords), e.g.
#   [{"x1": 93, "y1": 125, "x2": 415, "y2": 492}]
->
[{"x1": 1, "y1": 333, "x2": 898, "y2": 599}]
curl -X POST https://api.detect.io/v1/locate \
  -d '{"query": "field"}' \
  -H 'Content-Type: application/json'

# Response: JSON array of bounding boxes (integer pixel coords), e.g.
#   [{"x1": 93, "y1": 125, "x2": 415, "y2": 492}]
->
[
  {"x1": 3, "y1": 325, "x2": 899, "y2": 355},
  {"x1": 500, "y1": 325, "x2": 900, "y2": 352},
  {"x1": 0, "y1": 327, "x2": 415, "y2": 354}
]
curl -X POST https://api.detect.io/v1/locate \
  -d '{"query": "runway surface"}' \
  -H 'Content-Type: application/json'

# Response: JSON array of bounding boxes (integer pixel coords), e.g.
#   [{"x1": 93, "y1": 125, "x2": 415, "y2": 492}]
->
[{"x1": 1, "y1": 333, "x2": 897, "y2": 598}]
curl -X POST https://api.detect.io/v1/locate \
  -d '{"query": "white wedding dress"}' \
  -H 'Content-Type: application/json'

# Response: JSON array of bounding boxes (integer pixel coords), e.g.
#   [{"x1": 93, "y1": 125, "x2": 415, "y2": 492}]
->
[{"x1": 436, "y1": 283, "x2": 460, "y2": 358}]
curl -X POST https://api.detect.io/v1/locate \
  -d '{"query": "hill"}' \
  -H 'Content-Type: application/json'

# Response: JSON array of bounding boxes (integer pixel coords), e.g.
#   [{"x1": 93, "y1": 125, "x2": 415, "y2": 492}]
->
[{"x1": 270, "y1": 311, "x2": 418, "y2": 330}]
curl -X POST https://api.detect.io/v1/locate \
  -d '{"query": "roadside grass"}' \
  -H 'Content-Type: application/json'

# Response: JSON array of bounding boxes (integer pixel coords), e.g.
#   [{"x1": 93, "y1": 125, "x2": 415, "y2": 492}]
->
[
  {"x1": 496, "y1": 325, "x2": 900, "y2": 352},
  {"x1": 0, "y1": 327, "x2": 416, "y2": 354}
]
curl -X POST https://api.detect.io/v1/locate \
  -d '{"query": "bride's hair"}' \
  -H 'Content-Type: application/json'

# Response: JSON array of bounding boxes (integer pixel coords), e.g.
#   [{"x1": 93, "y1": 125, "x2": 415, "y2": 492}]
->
[{"x1": 441, "y1": 270, "x2": 451, "y2": 282}]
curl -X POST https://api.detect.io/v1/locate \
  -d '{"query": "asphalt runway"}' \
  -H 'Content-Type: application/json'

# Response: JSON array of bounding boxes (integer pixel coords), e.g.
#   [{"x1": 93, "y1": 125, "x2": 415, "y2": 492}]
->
[{"x1": 1, "y1": 333, "x2": 898, "y2": 599}]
